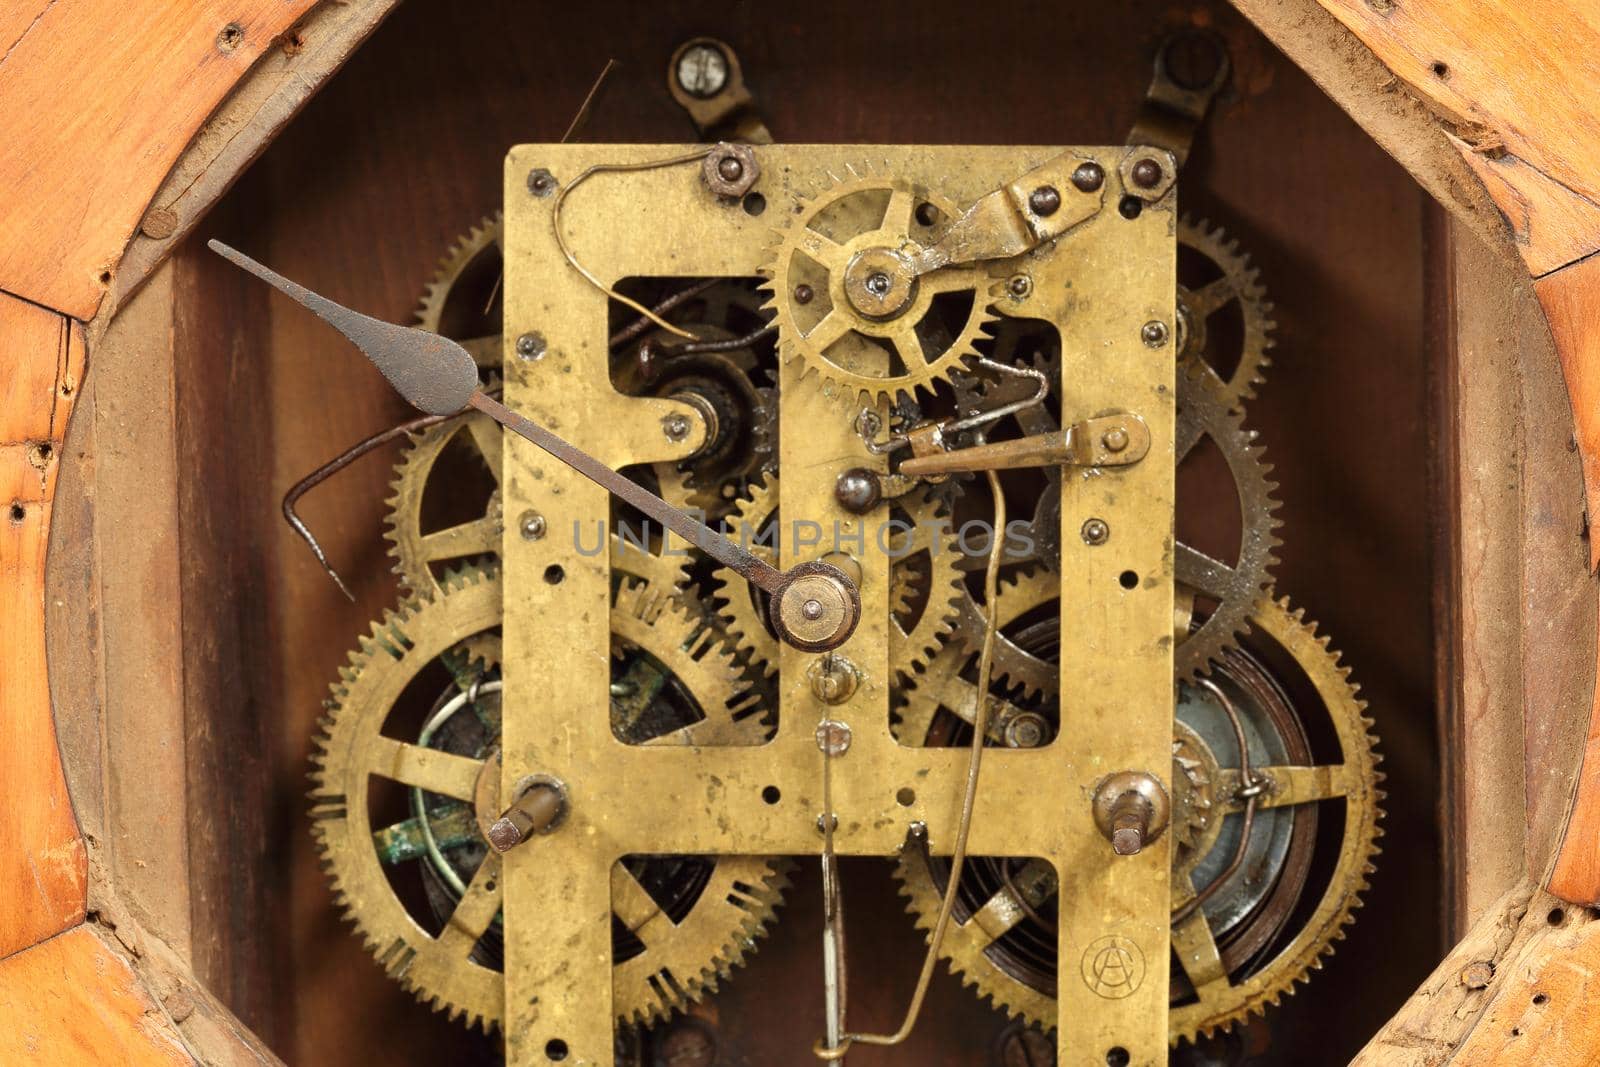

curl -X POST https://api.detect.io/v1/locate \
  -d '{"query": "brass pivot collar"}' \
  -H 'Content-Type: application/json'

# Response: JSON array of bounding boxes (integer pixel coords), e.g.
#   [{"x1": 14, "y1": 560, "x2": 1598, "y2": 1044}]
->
[
  {"x1": 842, "y1": 247, "x2": 918, "y2": 320},
  {"x1": 769, "y1": 561, "x2": 862, "y2": 653},
  {"x1": 1091, "y1": 771, "x2": 1171, "y2": 856},
  {"x1": 488, "y1": 775, "x2": 570, "y2": 852}
]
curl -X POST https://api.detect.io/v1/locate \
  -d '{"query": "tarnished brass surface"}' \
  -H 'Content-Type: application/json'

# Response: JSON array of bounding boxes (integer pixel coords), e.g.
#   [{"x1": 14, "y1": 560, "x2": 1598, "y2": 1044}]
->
[{"x1": 499, "y1": 145, "x2": 1174, "y2": 1065}]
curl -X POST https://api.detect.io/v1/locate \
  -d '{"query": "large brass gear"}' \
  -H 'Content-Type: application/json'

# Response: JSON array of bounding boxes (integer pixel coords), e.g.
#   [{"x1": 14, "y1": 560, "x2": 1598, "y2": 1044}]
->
[
  {"x1": 709, "y1": 473, "x2": 961, "y2": 679},
  {"x1": 764, "y1": 173, "x2": 998, "y2": 406},
  {"x1": 1173, "y1": 364, "x2": 1283, "y2": 680},
  {"x1": 383, "y1": 408, "x2": 692, "y2": 598},
  {"x1": 1176, "y1": 216, "x2": 1276, "y2": 410},
  {"x1": 893, "y1": 591, "x2": 1381, "y2": 1045},
  {"x1": 310, "y1": 565, "x2": 789, "y2": 1031},
  {"x1": 949, "y1": 362, "x2": 1280, "y2": 683}
]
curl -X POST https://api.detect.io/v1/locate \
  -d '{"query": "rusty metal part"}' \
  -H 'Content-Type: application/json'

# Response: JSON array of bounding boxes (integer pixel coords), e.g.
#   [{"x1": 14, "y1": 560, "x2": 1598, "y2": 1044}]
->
[
  {"x1": 309, "y1": 566, "x2": 791, "y2": 1030},
  {"x1": 1093, "y1": 771, "x2": 1173, "y2": 856},
  {"x1": 898, "y1": 411, "x2": 1151, "y2": 477},
  {"x1": 766, "y1": 173, "x2": 1000, "y2": 405},
  {"x1": 894, "y1": 594, "x2": 1382, "y2": 1044},
  {"x1": 1176, "y1": 216, "x2": 1277, "y2": 410},
  {"x1": 704, "y1": 142, "x2": 760, "y2": 199},
  {"x1": 1127, "y1": 30, "x2": 1232, "y2": 166},
  {"x1": 667, "y1": 37, "x2": 772, "y2": 144},
  {"x1": 210, "y1": 240, "x2": 480, "y2": 416},
  {"x1": 282, "y1": 407, "x2": 455, "y2": 600}
]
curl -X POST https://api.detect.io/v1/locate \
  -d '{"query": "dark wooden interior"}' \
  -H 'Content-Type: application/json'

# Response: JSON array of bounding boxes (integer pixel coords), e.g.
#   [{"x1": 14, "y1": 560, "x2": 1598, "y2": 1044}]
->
[{"x1": 52, "y1": 1, "x2": 1444, "y2": 1063}]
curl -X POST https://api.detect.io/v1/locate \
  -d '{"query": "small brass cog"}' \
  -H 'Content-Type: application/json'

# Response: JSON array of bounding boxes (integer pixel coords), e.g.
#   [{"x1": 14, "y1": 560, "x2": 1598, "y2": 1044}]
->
[
  {"x1": 764, "y1": 174, "x2": 998, "y2": 406},
  {"x1": 384, "y1": 408, "x2": 693, "y2": 598},
  {"x1": 1177, "y1": 216, "x2": 1276, "y2": 411},
  {"x1": 709, "y1": 474, "x2": 961, "y2": 678},
  {"x1": 893, "y1": 592, "x2": 1382, "y2": 1045},
  {"x1": 310, "y1": 565, "x2": 789, "y2": 1031}
]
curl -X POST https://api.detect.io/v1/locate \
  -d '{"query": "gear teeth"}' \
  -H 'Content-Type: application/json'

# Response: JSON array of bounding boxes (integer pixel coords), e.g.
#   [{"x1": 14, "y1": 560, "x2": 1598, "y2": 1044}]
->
[
  {"x1": 898, "y1": 594, "x2": 1383, "y2": 1045},
  {"x1": 765, "y1": 172, "x2": 998, "y2": 407},
  {"x1": 312, "y1": 563, "x2": 788, "y2": 1032},
  {"x1": 1176, "y1": 215, "x2": 1276, "y2": 410}
]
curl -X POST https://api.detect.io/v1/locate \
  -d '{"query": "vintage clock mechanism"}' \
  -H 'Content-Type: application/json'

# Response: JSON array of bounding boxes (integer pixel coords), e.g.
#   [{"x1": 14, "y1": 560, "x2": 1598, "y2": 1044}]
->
[{"x1": 225, "y1": 36, "x2": 1384, "y2": 1067}]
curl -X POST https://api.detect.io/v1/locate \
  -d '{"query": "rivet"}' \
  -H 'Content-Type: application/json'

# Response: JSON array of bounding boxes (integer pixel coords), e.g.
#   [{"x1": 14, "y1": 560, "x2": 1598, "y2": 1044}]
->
[
  {"x1": 516, "y1": 332, "x2": 546, "y2": 360},
  {"x1": 1028, "y1": 185, "x2": 1061, "y2": 217}
]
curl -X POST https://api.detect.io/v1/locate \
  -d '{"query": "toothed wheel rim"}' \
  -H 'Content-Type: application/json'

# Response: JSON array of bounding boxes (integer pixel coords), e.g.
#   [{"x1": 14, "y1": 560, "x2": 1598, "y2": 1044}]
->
[
  {"x1": 385, "y1": 406, "x2": 692, "y2": 598},
  {"x1": 1174, "y1": 364, "x2": 1283, "y2": 681},
  {"x1": 310, "y1": 566, "x2": 789, "y2": 1031},
  {"x1": 765, "y1": 174, "x2": 998, "y2": 405},
  {"x1": 892, "y1": 594, "x2": 1382, "y2": 1044},
  {"x1": 1177, "y1": 215, "x2": 1277, "y2": 411}
]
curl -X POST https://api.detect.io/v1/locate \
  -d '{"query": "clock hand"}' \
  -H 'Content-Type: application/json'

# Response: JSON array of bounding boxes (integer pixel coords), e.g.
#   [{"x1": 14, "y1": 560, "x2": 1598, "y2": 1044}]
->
[{"x1": 208, "y1": 239, "x2": 860, "y2": 653}]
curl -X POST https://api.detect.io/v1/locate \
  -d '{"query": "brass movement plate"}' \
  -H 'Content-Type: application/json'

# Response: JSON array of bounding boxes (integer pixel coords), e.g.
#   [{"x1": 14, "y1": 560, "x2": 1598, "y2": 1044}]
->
[{"x1": 501, "y1": 145, "x2": 1175, "y2": 1065}]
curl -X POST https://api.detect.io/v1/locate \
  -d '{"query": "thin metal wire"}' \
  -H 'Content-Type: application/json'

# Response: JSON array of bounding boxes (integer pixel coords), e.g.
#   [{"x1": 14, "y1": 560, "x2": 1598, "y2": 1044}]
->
[
  {"x1": 814, "y1": 470, "x2": 1007, "y2": 1060},
  {"x1": 552, "y1": 148, "x2": 714, "y2": 339},
  {"x1": 854, "y1": 357, "x2": 1049, "y2": 455},
  {"x1": 282, "y1": 269, "x2": 721, "y2": 596},
  {"x1": 410, "y1": 678, "x2": 503, "y2": 895}
]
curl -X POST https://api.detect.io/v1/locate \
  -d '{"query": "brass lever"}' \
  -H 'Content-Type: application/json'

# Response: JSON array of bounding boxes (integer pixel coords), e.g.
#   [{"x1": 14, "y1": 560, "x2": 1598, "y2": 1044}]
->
[{"x1": 898, "y1": 412, "x2": 1151, "y2": 477}]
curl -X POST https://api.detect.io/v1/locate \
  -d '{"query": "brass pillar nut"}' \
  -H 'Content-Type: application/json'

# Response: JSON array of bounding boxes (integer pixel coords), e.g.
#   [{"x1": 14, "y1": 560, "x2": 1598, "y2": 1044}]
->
[
  {"x1": 703, "y1": 142, "x2": 760, "y2": 199},
  {"x1": 1117, "y1": 146, "x2": 1178, "y2": 203},
  {"x1": 1091, "y1": 771, "x2": 1171, "y2": 856}
]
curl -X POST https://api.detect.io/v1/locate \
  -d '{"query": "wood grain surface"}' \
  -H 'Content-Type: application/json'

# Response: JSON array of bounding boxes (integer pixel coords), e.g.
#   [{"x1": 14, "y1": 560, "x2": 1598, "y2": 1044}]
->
[
  {"x1": 1317, "y1": 0, "x2": 1600, "y2": 277},
  {"x1": 0, "y1": 292, "x2": 87, "y2": 961},
  {"x1": 1538, "y1": 252, "x2": 1600, "y2": 907},
  {"x1": 1352, "y1": 881, "x2": 1598, "y2": 1065},
  {"x1": 0, "y1": 0, "x2": 317, "y2": 319},
  {"x1": 0, "y1": 925, "x2": 192, "y2": 1065}
]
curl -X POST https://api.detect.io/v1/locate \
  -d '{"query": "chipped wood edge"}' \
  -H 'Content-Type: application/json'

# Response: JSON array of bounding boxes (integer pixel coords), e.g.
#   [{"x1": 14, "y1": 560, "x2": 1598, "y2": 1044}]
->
[{"x1": 93, "y1": 0, "x2": 398, "y2": 343}]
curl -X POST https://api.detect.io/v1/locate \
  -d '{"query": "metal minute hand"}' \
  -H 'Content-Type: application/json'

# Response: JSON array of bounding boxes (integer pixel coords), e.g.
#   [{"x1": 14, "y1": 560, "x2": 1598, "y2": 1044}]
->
[{"x1": 209, "y1": 239, "x2": 859, "y2": 653}]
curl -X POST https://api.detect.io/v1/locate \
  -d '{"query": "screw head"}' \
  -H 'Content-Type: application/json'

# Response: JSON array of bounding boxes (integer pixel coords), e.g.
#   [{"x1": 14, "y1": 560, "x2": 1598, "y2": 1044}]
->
[
  {"x1": 1070, "y1": 161, "x2": 1105, "y2": 193},
  {"x1": 1131, "y1": 158, "x2": 1163, "y2": 189},
  {"x1": 519, "y1": 510, "x2": 547, "y2": 541},
  {"x1": 1028, "y1": 185, "x2": 1061, "y2": 217},
  {"x1": 815, "y1": 718, "x2": 853, "y2": 755},
  {"x1": 1007, "y1": 274, "x2": 1033, "y2": 299},
  {"x1": 834, "y1": 468, "x2": 882, "y2": 514},
  {"x1": 516, "y1": 332, "x2": 546, "y2": 360},
  {"x1": 662, "y1": 413, "x2": 692, "y2": 442},
  {"x1": 1081, "y1": 517, "x2": 1110, "y2": 546},
  {"x1": 1141, "y1": 320, "x2": 1169, "y2": 348},
  {"x1": 1003, "y1": 713, "x2": 1049, "y2": 748},
  {"x1": 793, "y1": 283, "x2": 814, "y2": 305},
  {"x1": 526, "y1": 168, "x2": 557, "y2": 198},
  {"x1": 675, "y1": 42, "x2": 729, "y2": 98}
]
